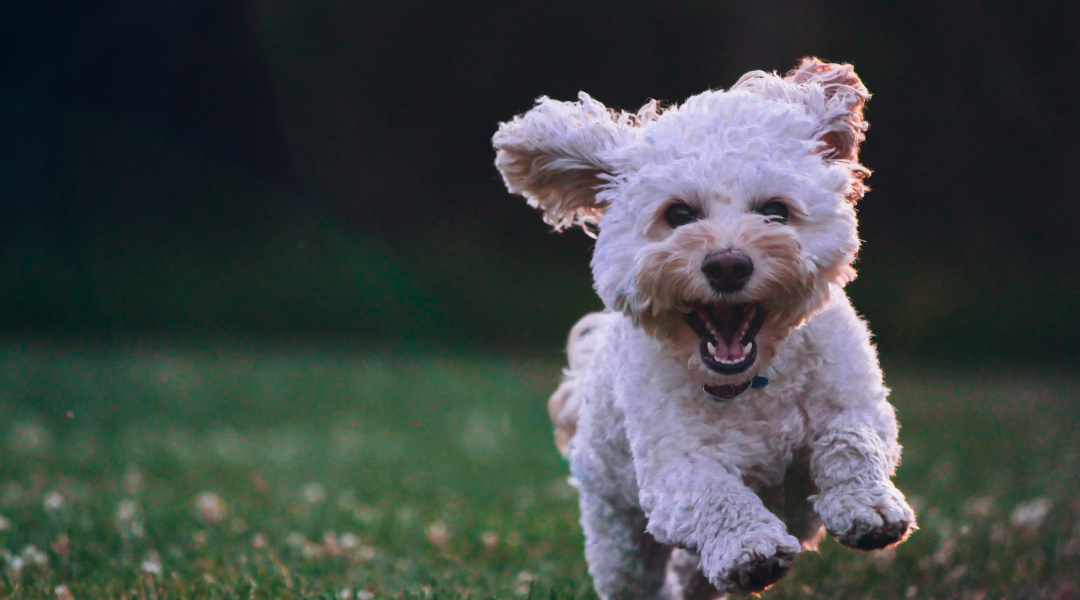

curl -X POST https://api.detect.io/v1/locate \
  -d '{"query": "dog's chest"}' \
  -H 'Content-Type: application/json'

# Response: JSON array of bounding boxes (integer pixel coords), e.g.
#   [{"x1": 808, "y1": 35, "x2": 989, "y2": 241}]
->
[
  {"x1": 609, "y1": 319, "x2": 820, "y2": 489},
  {"x1": 697, "y1": 394, "x2": 812, "y2": 488}
]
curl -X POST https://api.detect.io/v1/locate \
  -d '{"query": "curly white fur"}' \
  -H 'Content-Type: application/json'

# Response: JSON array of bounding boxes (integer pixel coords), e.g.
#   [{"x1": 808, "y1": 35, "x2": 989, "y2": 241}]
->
[{"x1": 494, "y1": 58, "x2": 915, "y2": 599}]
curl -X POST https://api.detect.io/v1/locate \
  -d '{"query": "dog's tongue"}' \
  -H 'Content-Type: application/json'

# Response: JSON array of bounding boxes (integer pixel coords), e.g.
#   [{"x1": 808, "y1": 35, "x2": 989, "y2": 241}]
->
[
  {"x1": 711, "y1": 334, "x2": 747, "y2": 362},
  {"x1": 707, "y1": 305, "x2": 752, "y2": 362}
]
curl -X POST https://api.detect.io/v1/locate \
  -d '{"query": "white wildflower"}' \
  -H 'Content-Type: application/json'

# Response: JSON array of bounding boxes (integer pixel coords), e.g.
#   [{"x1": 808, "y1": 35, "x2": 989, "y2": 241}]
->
[
  {"x1": 141, "y1": 552, "x2": 162, "y2": 575},
  {"x1": 1010, "y1": 498, "x2": 1051, "y2": 530},
  {"x1": 301, "y1": 483, "x2": 326, "y2": 504},
  {"x1": 195, "y1": 492, "x2": 227, "y2": 525},
  {"x1": 43, "y1": 491, "x2": 65, "y2": 511},
  {"x1": 514, "y1": 570, "x2": 535, "y2": 596},
  {"x1": 116, "y1": 499, "x2": 138, "y2": 523},
  {"x1": 322, "y1": 532, "x2": 342, "y2": 556},
  {"x1": 425, "y1": 521, "x2": 448, "y2": 550},
  {"x1": 22, "y1": 545, "x2": 47, "y2": 566}
]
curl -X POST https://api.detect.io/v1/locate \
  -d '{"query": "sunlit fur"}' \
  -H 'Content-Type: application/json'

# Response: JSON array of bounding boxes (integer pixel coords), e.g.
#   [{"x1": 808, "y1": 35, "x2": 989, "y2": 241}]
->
[{"x1": 495, "y1": 58, "x2": 915, "y2": 599}]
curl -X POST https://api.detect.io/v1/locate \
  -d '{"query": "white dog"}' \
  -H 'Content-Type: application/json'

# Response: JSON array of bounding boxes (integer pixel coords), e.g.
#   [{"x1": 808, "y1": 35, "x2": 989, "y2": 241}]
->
[{"x1": 493, "y1": 58, "x2": 915, "y2": 599}]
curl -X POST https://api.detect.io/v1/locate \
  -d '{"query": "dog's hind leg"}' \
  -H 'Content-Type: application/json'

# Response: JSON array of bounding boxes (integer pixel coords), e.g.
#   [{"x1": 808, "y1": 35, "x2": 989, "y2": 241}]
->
[
  {"x1": 757, "y1": 456, "x2": 827, "y2": 551},
  {"x1": 548, "y1": 312, "x2": 614, "y2": 457},
  {"x1": 566, "y1": 313, "x2": 674, "y2": 599},
  {"x1": 578, "y1": 490, "x2": 671, "y2": 600},
  {"x1": 662, "y1": 549, "x2": 724, "y2": 600},
  {"x1": 571, "y1": 362, "x2": 670, "y2": 600}
]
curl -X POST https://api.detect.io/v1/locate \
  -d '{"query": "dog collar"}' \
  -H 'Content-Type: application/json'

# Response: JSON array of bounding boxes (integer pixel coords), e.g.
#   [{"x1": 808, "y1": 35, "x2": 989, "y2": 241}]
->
[{"x1": 704, "y1": 376, "x2": 769, "y2": 402}]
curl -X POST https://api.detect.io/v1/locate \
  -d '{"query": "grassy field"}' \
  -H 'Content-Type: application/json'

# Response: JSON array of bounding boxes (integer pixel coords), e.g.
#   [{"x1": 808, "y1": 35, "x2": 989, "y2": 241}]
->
[{"x1": 0, "y1": 342, "x2": 1077, "y2": 599}]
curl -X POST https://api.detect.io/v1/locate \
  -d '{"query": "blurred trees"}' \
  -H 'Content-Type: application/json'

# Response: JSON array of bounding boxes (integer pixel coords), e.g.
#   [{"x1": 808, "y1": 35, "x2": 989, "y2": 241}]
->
[{"x1": 1, "y1": 0, "x2": 1077, "y2": 357}]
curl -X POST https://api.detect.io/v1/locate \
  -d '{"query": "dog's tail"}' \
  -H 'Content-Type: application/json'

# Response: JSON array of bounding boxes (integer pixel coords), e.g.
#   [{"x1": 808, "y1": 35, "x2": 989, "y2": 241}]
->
[{"x1": 548, "y1": 312, "x2": 614, "y2": 458}]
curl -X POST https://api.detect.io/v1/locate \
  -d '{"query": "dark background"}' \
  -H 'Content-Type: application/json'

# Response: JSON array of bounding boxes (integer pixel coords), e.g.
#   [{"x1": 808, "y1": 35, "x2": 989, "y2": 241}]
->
[{"x1": 2, "y1": 0, "x2": 1078, "y2": 359}]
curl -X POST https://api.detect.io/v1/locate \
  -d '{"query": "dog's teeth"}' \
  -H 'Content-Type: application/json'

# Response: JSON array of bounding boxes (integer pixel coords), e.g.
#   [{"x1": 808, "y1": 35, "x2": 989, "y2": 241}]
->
[
  {"x1": 707, "y1": 342, "x2": 716, "y2": 355},
  {"x1": 743, "y1": 342, "x2": 752, "y2": 354}
]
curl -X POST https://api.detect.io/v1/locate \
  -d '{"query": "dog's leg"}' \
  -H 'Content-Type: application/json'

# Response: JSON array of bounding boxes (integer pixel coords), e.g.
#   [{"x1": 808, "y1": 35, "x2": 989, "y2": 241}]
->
[
  {"x1": 662, "y1": 549, "x2": 724, "y2": 600},
  {"x1": 578, "y1": 489, "x2": 672, "y2": 600},
  {"x1": 757, "y1": 457, "x2": 825, "y2": 549},
  {"x1": 802, "y1": 297, "x2": 916, "y2": 550},
  {"x1": 571, "y1": 364, "x2": 673, "y2": 600},
  {"x1": 616, "y1": 381, "x2": 801, "y2": 592},
  {"x1": 633, "y1": 459, "x2": 801, "y2": 595},
  {"x1": 809, "y1": 423, "x2": 915, "y2": 550}
]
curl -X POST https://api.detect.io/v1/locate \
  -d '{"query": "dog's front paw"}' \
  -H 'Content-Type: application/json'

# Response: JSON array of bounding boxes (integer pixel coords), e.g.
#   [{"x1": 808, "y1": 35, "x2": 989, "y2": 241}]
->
[
  {"x1": 705, "y1": 529, "x2": 801, "y2": 595},
  {"x1": 814, "y1": 482, "x2": 916, "y2": 551}
]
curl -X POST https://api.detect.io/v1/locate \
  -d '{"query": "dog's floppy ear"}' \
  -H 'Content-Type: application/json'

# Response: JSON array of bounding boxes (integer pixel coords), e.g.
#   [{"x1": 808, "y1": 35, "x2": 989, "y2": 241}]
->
[
  {"x1": 783, "y1": 57, "x2": 870, "y2": 162},
  {"x1": 734, "y1": 57, "x2": 870, "y2": 163},
  {"x1": 493, "y1": 93, "x2": 637, "y2": 231}
]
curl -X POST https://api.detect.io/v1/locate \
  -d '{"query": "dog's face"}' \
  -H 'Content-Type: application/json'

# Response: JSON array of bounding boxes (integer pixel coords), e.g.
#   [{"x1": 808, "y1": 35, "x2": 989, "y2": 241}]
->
[{"x1": 495, "y1": 58, "x2": 871, "y2": 385}]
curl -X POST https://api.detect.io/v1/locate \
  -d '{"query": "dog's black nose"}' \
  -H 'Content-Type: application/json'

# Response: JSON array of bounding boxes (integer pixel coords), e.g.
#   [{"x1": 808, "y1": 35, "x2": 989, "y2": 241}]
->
[{"x1": 702, "y1": 251, "x2": 754, "y2": 292}]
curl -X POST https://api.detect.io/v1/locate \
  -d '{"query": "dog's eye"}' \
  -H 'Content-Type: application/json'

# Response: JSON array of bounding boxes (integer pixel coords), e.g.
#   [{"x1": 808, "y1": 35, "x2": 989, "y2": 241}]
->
[
  {"x1": 664, "y1": 203, "x2": 699, "y2": 228},
  {"x1": 758, "y1": 200, "x2": 789, "y2": 223}
]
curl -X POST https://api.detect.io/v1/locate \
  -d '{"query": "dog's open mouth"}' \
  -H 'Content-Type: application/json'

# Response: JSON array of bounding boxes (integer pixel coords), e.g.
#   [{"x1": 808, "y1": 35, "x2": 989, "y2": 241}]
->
[{"x1": 681, "y1": 303, "x2": 768, "y2": 374}]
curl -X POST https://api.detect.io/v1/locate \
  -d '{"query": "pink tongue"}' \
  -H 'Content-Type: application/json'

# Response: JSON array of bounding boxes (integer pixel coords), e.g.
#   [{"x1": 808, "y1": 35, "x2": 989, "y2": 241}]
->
[
  {"x1": 709, "y1": 305, "x2": 752, "y2": 361},
  {"x1": 713, "y1": 335, "x2": 746, "y2": 361}
]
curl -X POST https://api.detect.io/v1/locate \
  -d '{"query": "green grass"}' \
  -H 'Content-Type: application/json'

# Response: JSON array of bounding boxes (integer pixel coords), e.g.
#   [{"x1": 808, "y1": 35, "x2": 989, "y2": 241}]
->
[{"x1": 0, "y1": 343, "x2": 1077, "y2": 599}]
